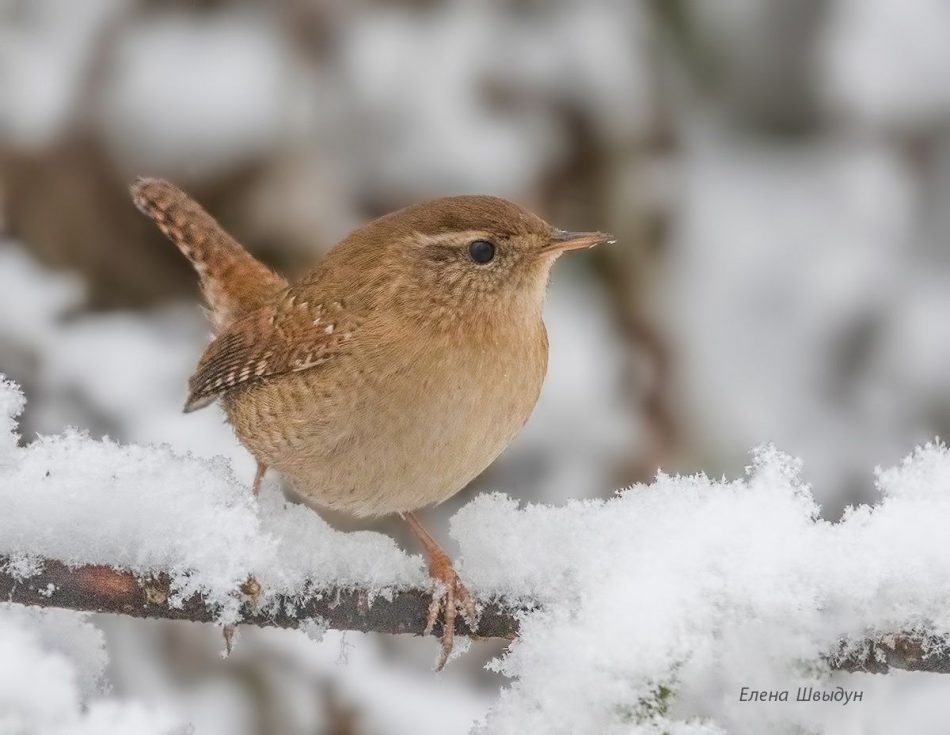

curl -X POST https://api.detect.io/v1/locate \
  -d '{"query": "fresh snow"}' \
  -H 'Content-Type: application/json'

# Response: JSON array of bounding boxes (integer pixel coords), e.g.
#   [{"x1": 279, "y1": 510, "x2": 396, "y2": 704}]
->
[
  {"x1": 0, "y1": 376, "x2": 426, "y2": 625},
  {"x1": 2, "y1": 377, "x2": 950, "y2": 732},
  {"x1": 0, "y1": 604, "x2": 181, "y2": 734},
  {"x1": 452, "y1": 445, "x2": 950, "y2": 733}
]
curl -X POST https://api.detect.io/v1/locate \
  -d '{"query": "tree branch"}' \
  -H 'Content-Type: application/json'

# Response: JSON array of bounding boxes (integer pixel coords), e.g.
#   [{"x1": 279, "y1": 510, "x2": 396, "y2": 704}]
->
[
  {"x1": 0, "y1": 555, "x2": 519, "y2": 639},
  {"x1": 2, "y1": 554, "x2": 947, "y2": 674}
]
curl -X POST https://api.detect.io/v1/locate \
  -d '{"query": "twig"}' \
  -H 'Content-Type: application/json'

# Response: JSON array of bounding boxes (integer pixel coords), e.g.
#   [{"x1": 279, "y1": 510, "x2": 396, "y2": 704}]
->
[
  {"x1": 0, "y1": 555, "x2": 519, "y2": 639},
  {"x1": 2, "y1": 555, "x2": 948, "y2": 674}
]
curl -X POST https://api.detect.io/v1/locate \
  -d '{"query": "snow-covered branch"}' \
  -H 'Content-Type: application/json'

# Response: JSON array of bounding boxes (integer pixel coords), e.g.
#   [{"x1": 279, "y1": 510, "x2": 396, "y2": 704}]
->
[
  {"x1": 6, "y1": 376, "x2": 950, "y2": 731},
  {"x1": 3, "y1": 554, "x2": 950, "y2": 675},
  {"x1": 0, "y1": 555, "x2": 517, "y2": 639}
]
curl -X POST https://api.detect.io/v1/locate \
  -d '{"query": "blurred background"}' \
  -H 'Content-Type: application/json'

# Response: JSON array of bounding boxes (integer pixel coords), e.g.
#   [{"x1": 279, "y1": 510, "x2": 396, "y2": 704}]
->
[{"x1": 2, "y1": 0, "x2": 950, "y2": 732}]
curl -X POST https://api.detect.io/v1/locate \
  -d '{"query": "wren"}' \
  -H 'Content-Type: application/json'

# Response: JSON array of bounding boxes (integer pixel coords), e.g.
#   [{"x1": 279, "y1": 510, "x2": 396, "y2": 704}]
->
[{"x1": 131, "y1": 178, "x2": 613, "y2": 668}]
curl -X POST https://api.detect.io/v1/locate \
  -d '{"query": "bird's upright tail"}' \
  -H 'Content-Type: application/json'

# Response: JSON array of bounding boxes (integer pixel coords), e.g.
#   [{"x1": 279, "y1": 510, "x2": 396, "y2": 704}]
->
[{"x1": 131, "y1": 177, "x2": 288, "y2": 332}]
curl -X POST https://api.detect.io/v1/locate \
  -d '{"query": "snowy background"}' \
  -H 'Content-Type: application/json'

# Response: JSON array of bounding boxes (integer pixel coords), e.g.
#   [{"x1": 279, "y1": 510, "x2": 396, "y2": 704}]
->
[{"x1": 2, "y1": 0, "x2": 950, "y2": 733}]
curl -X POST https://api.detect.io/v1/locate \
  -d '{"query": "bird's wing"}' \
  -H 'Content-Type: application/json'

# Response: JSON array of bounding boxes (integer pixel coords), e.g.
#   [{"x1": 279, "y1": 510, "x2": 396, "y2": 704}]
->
[
  {"x1": 131, "y1": 178, "x2": 288, "y2": 332},
  {"x1": 185, "y1": 291, "x2": 358, "y2": 412}
]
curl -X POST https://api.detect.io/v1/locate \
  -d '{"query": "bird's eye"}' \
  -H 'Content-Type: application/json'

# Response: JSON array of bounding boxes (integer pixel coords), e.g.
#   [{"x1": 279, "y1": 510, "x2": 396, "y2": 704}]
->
[{"x1": 468, "y1": 239, "x2": 495, "y2": 264}]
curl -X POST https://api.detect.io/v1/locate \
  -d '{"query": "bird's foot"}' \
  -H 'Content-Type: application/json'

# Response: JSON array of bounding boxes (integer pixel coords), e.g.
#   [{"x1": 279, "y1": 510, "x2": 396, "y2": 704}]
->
[
  {"x1": 424, "y1": 548, "x2": 477, "y2": 671},
  {"x1": 402, "y1": 511, "x2": 478, "y2": 669}
]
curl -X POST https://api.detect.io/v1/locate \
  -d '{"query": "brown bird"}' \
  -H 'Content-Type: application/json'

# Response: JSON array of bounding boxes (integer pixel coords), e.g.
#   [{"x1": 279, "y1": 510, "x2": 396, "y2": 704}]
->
[{"x1": 131, "y1": 178, "x2": 612, "y2": 668}]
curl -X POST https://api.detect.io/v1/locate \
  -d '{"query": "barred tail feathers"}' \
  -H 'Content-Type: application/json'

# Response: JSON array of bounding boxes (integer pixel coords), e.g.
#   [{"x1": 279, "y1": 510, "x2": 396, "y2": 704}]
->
[{"x1": 131, "y1": 177, "x2": 287, "y2": 331}]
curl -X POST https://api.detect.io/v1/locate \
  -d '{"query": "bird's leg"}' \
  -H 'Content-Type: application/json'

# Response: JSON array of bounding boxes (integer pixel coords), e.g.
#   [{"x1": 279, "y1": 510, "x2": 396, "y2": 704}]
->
[
  {"x1": 402, "y1": 511, "x2": 477, "y2": 670},
  {"x1": 251, "y1": 463, "x2": 267, "y2": 496}
]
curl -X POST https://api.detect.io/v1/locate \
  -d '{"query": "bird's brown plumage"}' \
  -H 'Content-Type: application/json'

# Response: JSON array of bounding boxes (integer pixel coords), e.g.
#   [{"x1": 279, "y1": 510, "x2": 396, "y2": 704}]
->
[
  {"x1": 131, "y1": 178, "x2": 286, "y2": 332},
  {"x1": 185, "y1": 293, "x2": 358, "y2": 412},
  {"x1": 132, "y1": 179, "x2": 609, "y2": 517},
  {"x1": 132, "y1": 178, "x2": 612, "y2": 668},
  {"x1": 177, "y1": 193, "x2": 556, "y2": 413}
]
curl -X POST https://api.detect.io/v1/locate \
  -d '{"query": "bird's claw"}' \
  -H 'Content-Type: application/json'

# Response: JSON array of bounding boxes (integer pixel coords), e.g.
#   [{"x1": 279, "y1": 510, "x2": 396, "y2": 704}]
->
[{"x1": 425, "y1": 551, "x2": 477, "y2": 670}]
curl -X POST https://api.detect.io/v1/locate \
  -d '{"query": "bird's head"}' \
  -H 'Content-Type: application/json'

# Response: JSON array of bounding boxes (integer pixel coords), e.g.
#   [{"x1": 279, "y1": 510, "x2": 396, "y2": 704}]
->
[{"x1": 328, "y1": 195, "x2": 614, "y2": 329}]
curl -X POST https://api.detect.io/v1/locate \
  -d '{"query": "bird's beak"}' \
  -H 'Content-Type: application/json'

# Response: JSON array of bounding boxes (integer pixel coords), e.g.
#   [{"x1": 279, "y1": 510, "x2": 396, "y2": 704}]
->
[{"x1": 544, "y1": 228, "x2": 616, "y2": 256}]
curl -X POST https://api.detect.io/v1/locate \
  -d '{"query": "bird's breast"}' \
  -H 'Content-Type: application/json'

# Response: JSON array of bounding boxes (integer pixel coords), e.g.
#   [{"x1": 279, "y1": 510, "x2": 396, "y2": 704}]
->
[{"x1": 227, "y1": 318, "x2": 548, "y2": 516}]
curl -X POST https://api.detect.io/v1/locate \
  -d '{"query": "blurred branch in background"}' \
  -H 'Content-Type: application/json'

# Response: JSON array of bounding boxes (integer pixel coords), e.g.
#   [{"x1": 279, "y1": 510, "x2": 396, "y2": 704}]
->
[
  {"x1": 3, "y1": 553, "x2": 948, "y2": 676},
  {"x1": 539, "y1": 0, "x2": 684, "y2": 486},
  {"x1": 5, "y1": 0, "x2": 950, "y2": 730}
]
